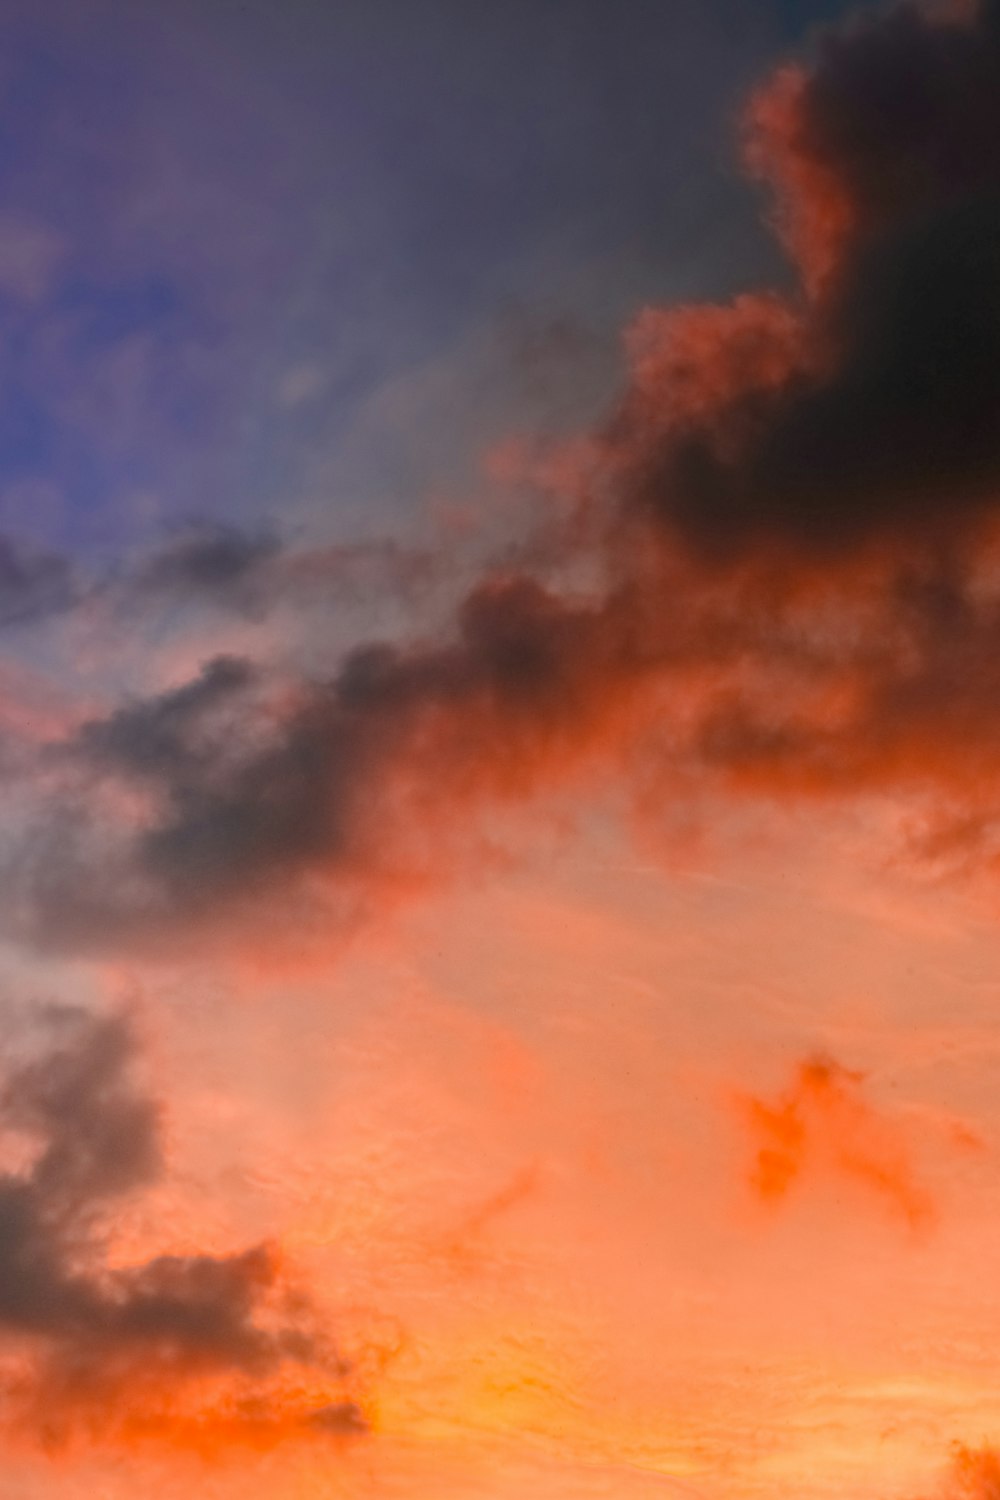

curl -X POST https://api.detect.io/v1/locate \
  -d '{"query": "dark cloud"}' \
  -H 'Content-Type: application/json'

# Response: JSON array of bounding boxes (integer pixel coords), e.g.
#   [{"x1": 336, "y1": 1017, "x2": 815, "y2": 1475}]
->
[
  {"x1": 11, "y1": 534, "x2": 1000, "y2": 958},
  {"x1": 0, "y1": 1005, "x2": 366, "y2": 1445},
  {"x1": 0, "y1": 520, "x2": 439, "y2": 638},
  {"x1": 130, "y1": 522, "x2": 282, "y2": 614},
  {"x1": 6, "y1": 575, "x2": 647, "y2": 953},
  {"x1": 103, "y1": 523, "x2": 439, "y2": 622},
  {"x1": 72, "y1": 654, "x2": 260, "y2": 783},
  {"x1": 305, "y1": 1401, "x2": 369, "y2": 1435},
  {"x1": 0, "y1": 534, "x2": 79, "y2": 629},
  {"x1": 119, "y1": 522, "x2": 438, "y2": 618},
  {"x1": 609, "y1": 0, "x2": 1000, "y2": 559}
]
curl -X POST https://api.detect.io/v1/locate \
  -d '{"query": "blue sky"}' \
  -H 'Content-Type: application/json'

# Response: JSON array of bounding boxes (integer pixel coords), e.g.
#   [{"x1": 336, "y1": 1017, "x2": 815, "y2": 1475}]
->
[{"x1": 0, "y1": 0, "x2": 854, "y2": 559}]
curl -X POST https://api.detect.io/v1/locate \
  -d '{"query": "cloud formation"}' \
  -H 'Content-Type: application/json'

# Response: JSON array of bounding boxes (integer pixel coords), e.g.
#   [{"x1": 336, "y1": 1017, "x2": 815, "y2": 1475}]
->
[
  {"x1": 3, "y1": 2, "x2": 1000, "y2": 958},
  {"x1": 3, "y1": 575, "x2": 661, "y2": 954},
  {"x1": 947, "y1": 1444, "x2": 1000, "y2": 1500},
  {"x1": 123, "y1": 521, "x2": 438, "y2": 620},
  {"x1": 739, "y1": 1054, "x2": 935, "y2": 1229},
  {"x1": 0, "y1": 1005, "x2": 366, "y2": 1447},
  {"x1": 610, "y1": 0, "x2": 1000, "y2": 558},
  {"x1": 0, "y1": 534, "x2": 79, "y2": 629},
  {"x1": 0, "y1": 518, "x2": 439, "y2": 644}
]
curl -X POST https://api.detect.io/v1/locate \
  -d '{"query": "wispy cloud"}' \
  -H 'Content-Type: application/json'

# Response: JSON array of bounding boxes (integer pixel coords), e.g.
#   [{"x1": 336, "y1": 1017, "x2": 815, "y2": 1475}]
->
[{"x1": 737, "y1": 1054, "x2": 936, "y2": 1230}]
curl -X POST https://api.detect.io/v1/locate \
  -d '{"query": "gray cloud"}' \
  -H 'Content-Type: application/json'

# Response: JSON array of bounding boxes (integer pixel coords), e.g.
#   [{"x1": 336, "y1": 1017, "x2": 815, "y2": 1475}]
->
[
  {"x1": 129, "y1": 522, "x2": 282, "y2": 613},
  {"x1": 0, "y1": 1005, "x2": 367, "y2": 1443},
  {"x1": 0, "y1": 535, "x2": 79, "y2": 629},
  {"x1": 0, "y1": 521, "x2": 440, "y2": 633},
  {"x1": 126, "y1": 523, "x2": 439, "y2": 618}
]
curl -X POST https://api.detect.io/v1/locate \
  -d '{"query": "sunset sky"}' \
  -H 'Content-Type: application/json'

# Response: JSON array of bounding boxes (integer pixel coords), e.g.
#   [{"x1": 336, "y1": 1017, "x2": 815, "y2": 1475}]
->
[{"x1": 3, "y1": 1, "x2": 1000, "y2": 1497}]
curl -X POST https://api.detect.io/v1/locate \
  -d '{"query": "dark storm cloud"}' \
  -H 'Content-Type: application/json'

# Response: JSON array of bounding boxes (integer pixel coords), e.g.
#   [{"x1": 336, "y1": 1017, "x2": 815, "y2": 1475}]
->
[{"x1": 610, "y1": 0, "x2": 1000, "y2": 558}]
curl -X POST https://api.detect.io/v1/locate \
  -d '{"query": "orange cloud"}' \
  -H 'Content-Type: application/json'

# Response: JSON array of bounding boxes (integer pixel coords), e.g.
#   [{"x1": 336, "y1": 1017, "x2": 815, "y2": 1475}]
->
[
  {"x1": 738, "y1": 1055, "x2": 936, "y2": 1231},
  {"x1": 945, "y1": 1444, "x2": 1000, "y2": 1500}
]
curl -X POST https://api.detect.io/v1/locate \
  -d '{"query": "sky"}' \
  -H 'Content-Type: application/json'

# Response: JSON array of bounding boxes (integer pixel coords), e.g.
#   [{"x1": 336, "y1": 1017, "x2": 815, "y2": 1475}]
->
[{"x1": 4, "y1": 0, "x2": 1000, "y2": 1497}]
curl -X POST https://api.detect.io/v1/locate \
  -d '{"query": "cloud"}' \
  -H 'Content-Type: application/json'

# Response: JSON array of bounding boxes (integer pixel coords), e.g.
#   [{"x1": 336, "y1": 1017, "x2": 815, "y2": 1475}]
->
[
  {"x1": 738, "y1": 1054, "x2": 936, "y2": 1230},
  {"x1": 608, "y1": 0, "x2": 1000, "y2": 559},
  {"x1": 127, "y1": 522, "x2": 283, "y2": 613},
  {"x1": 0, "y1": 573, "x2": 661, "y2": 955},
  {"x1": 9, "y1": 544, "x2": 996, "y2": 958},
  {"x1": 4, "y1": 3, "x2": 1000, "y2": 957},
  {"x1": 945, "y1": 1444, "x2": 1000, "y2": 1500},
  {"x1": 0, "y1": 1004, "x2": 367, "y2": 1448},
  {"x1": 125, "y1": 522, "x2": 438, "y2": 618},
  {"x1": 0, "y1": 534, "x2": 79, "y2": 629},
  {"x1": 0, "y1": 519, "x2": 439, "y2": 641}
]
